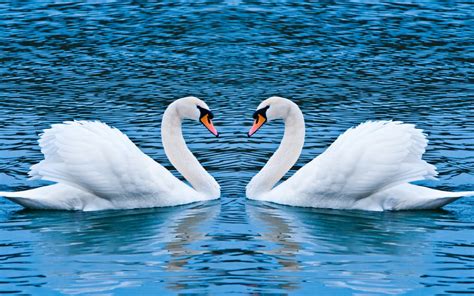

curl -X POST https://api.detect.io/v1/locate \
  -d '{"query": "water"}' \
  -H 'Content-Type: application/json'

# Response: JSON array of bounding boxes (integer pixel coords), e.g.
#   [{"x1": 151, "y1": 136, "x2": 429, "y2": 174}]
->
[{"x1": 0, "y1": 1, "x2": 473, "y2": 294}]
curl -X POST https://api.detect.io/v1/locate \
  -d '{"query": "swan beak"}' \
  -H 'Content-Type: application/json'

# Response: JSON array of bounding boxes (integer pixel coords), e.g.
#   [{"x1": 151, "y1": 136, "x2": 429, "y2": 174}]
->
[
  {"x1": 248, "y1": 114, "x2": 266, "y2": 137},
  {"x1": 200, "y1": 114, "x2": 219, "y2": 137}
]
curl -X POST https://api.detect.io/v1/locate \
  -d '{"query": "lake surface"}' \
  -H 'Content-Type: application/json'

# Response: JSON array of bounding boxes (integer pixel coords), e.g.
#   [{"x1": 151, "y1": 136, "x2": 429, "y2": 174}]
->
[{"x1": 0, "y1": 1, "x2": 473, "y2": 295}]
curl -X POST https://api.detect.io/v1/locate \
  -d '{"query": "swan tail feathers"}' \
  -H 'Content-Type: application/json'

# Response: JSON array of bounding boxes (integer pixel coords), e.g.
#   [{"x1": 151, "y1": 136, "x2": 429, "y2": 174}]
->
[
  {"x1": 0, "y1": 191, "x2": 24, "y2": 198},
  {"x1": 404, "y1": 189, "x2": 474, "y2": 210},
  {"x1": 0, "y1": 185, "x2": 105, "y2": 211},
  {"x1": 358, "y1": 184, "x2": 474, "y2": 211},
  {"x1": 0, "y1": 189, "x2": 50, "y2": 209}
]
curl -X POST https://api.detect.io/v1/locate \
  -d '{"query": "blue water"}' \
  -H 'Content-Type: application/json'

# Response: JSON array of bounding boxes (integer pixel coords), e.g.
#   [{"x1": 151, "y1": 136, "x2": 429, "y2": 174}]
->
[{"x1": 1, "y1": 1, "x2": 473, "y2": 295}]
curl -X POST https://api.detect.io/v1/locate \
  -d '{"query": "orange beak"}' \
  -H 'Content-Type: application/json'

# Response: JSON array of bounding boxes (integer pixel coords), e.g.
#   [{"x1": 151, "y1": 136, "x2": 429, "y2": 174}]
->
[
  {"x1": 248, "y1": 114, "x2": 266, "y2": 137},
  {"x1": 200, "y1": 114, "x2": 219, "y2": 137}
]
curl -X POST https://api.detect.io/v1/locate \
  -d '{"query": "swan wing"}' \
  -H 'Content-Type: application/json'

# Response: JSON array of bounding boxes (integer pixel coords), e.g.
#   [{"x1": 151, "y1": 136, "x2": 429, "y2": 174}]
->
[
  {"x1": 284, "y1": 121, "x2": 437, "y2": 204},
  {"x1": 28, "y1": 121, "x2": 184, "y2": 201}
]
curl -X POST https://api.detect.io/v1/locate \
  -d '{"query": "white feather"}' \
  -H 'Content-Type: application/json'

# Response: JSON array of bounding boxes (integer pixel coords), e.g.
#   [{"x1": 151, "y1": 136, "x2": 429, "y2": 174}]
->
[
  {"x1": 248, "y1": 97, "x2": 473, "y2": 211},
  {"x1": 1, "y1": 97, "x2": 220, "y2": 211},
  {"x1": 29, "y1": 121, "x2": 179, "y2": 200}
]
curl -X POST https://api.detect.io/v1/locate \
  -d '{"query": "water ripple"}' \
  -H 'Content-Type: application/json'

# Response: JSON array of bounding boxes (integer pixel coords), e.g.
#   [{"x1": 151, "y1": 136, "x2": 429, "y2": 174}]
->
[{"x1": 0, "y1": 1, "x2": 473, "y2": 295}]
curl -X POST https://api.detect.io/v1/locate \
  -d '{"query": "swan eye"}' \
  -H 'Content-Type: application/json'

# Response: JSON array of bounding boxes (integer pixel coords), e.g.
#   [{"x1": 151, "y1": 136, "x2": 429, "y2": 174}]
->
[
  {"x1": 197, "y1": 106, "x2": 213, "y2": 120},
  {"x1": 252, "y1": 105, "x2": 270, "y2": 121},
  {"x1": 197, "y1": 106, "x2": 219, "y2": 137},
  {"x1": 248, "y1": 106, "x2": 269, "y2": 137},
  {"x1": 252, "y1": 112, "x2": 258, "y2": 120}
]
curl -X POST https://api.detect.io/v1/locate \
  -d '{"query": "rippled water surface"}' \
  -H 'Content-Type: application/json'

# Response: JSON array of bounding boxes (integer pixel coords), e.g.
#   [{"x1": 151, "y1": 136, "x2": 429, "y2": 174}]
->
[{"x1": 1, "y1": 1, "x2": 473, "y2": 295}]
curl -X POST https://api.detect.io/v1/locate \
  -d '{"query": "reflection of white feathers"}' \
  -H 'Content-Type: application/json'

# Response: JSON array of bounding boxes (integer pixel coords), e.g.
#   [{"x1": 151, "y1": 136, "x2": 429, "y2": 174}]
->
[
  {"x1": 1, "y1": 97, "x2": 220, "y2": 210},
  {"x1": 248, "y1": 97, "x2": 473, "y2": 211},
  {"x1": 248, "y1": 202, "x2": 435, "y2": 294},
  {"x1": 13, "y1": 203, "x2": 218, "y2": 294}
]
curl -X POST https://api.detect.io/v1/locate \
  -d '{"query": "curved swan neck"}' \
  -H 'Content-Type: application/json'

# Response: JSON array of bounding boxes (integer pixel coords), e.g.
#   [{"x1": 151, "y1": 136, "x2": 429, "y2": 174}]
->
[
  {"x1": 161, "y1": 103, "x2": 219, "y2": 198},
  {"x1": 247, "y1": 102, "x2": 305, "y2": 198}
]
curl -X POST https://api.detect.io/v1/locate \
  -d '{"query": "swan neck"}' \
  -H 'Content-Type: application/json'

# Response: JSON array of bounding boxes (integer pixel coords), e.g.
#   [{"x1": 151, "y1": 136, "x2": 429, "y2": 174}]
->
[
  {"x1": 247, "y1": 104, "x2": 305, "y2": 198},
  {"x1": 161, "y1": 104, "x2": 219, "y2": 198}
]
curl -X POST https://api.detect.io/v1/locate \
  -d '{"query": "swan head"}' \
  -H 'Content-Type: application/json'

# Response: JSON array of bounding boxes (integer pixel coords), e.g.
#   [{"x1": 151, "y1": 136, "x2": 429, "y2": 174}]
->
[
  {"x1": 248, "y1": 96, "x2": 295, "y2": 137},
  {"x1": 174, "y1": 96, "x2": 219, "y2": 137}
]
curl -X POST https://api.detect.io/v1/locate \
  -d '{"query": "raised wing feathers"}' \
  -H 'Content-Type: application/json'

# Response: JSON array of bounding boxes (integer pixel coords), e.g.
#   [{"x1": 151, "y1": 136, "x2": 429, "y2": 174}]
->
[
  {"x1": 288, "y1": 121, "x2": 437, "y2": 202},
  {"x1": 29, "y1": 121, "x2": 180, "y2": 201}
]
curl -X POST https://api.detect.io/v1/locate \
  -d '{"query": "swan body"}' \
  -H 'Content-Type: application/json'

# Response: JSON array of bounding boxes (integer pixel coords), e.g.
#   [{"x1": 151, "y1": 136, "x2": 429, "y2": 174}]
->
[
  {"x1": 247, "y1": 97, "x2": 473, "y2": 211},
  {"x1": 1, "y1": 97, "x2": 220, "y2": 211}
]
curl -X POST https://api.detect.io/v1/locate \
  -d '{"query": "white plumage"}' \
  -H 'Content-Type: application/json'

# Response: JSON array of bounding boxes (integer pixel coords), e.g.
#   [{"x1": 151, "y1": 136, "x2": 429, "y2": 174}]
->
[
  {"x1": 1, "y1": 97, "x2": 220, "y2": 211},
  {"x1": 247, "y1": 97, "x2": 473, "y2": 211}
]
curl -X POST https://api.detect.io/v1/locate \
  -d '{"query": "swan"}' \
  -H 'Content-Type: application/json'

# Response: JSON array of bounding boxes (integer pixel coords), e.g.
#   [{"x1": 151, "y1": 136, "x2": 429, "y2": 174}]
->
[
  {"x1": 0, "y1": 97, "x2": 220, "y2": 211},
  {"x1": 246, "y1": 96, "x2": 473, "y2": 211}
]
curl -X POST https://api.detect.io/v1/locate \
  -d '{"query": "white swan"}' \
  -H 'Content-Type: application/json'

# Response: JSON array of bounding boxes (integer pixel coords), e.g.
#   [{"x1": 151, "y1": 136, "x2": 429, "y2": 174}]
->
[
  {"x1": 0, "y1": 97, "x2": 220, "y2": 211},
  {"x1": 246, "y1": 96, "x2": 473, "y2": 211}
]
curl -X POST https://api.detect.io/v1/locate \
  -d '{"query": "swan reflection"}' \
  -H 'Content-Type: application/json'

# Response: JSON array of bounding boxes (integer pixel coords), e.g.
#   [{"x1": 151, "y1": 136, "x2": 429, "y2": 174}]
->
[
  {"x1": 247, "y1": 201, "x2": 453, "y2": 294},
  {"x1": 5, "y1": 202, "x2": 219, "y2": 294}
]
